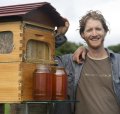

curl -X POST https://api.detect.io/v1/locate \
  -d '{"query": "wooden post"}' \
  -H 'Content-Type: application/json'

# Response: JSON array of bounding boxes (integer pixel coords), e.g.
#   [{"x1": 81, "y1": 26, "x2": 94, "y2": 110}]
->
[
  {"x1": 0, "y1": 104, "x2": 4, "y2": 114},
  {"x1": 4, "y1": 104, "x2": 10, "y2": 114}
]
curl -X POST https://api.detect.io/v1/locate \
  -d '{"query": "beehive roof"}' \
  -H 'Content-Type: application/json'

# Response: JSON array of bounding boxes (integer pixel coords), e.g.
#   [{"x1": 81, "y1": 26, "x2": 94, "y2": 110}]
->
[{"x1": 0, "y1": 2, "x2": 65, "y2": 27}]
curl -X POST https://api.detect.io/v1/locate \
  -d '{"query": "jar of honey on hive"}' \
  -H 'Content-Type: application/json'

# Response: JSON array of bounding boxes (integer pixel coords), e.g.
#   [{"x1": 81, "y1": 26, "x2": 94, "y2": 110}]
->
[
  {"x1": 33, "y1": 64, "x2": 52, "y2": 100},
  {"x1": 52, "y1": 66, "x2": 67, "y2": 100}
]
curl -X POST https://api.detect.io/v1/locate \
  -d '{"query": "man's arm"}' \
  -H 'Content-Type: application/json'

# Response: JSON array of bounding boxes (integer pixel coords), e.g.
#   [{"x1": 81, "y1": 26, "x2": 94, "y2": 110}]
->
[
  {"x1": 55, "y1": 18, "x2": 69, "y2": 48},
  {"x1": 55, "y1": 18, "x2": 87, "y2": 63},
  {"x1": 72, "y1": 46, "x2": 87, "y2": 63}
]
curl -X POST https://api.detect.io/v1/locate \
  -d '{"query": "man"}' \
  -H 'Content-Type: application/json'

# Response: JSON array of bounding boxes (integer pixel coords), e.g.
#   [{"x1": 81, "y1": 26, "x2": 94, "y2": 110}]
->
[{"x1": 55, "y1": 10, "x2": 120, "y2": 114}]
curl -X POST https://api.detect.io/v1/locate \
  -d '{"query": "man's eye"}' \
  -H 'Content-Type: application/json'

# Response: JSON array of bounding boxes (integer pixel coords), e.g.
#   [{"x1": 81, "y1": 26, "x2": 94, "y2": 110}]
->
[
  {"x1": 86, "y1": 29, "x2": 92, "y2": 32},
  {"x1": 96, "y1": 28, "x2": 101, "y2": 31}
]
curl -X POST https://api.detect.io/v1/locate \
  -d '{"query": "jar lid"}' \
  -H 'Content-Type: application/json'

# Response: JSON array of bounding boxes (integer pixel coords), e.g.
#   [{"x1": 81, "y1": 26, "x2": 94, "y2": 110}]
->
[{"x1": 36, "y1": 64, "x2": 48, "y2": 69}]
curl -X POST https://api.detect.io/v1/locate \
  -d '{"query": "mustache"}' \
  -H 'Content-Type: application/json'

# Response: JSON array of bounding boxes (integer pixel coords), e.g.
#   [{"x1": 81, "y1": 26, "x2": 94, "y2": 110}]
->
[{"x1": 90, "y1": 36, "x2": 100, "y2": 40}]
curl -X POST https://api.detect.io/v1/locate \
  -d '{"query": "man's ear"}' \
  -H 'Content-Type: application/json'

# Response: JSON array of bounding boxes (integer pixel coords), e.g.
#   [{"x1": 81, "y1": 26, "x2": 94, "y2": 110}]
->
[{"x1": 81, "y1": 33, "x2": 85, "y2": 39}]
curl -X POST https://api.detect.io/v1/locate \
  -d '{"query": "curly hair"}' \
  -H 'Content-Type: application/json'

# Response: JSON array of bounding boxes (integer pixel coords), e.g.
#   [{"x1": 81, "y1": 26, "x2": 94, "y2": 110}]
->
[{"x1": 79, "y1": 10, "x2": 109, "y2": 35}]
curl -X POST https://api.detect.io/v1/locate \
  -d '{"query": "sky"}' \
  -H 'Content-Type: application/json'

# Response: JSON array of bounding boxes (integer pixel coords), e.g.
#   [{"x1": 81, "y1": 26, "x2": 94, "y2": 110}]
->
[{"x1": 0, "y1": 0, "x2": 120, "y2": 47}]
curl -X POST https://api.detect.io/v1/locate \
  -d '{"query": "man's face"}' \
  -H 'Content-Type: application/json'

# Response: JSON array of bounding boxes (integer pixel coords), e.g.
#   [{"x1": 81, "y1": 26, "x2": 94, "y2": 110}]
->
[{"x1": 82, "y1": 18, "x2": 106, "y2": 49}]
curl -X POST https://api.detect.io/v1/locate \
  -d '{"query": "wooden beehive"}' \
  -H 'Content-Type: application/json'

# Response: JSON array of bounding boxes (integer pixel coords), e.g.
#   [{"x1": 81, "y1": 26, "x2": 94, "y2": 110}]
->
[{"x1": 0, "y1": 2, "x2": 65, "y2": 103}]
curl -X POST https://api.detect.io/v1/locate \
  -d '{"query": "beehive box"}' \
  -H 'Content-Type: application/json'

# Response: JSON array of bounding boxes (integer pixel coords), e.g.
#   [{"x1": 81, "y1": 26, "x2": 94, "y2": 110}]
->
[{"x1": 0, "y1": 2, "x2": 65, "y2": 103}]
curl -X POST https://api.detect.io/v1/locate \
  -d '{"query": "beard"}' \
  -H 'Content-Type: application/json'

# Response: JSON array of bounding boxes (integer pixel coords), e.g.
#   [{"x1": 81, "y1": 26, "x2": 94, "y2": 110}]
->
[{"x1": 86, "y1": 37, "x2": 104, "y2": 49}]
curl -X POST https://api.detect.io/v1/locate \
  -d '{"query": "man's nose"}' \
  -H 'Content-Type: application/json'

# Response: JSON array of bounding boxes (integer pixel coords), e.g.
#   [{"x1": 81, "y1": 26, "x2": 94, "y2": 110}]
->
[{"x1": 92, "y1": 30, "x2": 97, "y2": 36}]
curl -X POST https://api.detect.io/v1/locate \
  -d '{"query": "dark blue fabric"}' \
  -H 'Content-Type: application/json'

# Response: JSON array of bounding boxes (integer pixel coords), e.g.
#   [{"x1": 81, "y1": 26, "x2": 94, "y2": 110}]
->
[{"x1": 55, "y1": 35, "x2": 67, "y2": 48}]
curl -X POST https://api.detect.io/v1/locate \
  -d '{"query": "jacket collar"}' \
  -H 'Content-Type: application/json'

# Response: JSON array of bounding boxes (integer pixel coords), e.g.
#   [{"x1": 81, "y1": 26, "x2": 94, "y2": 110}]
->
[{"x1": 105, "y1": 48, "x2": 116, "y2": 64}]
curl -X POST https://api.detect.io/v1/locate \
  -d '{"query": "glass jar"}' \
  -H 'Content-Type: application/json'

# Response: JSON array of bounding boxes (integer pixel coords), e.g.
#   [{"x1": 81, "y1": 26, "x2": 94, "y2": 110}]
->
[
  {"x1": 52, "y1": 66, "x2": 67, "y2": 100},
  {"x1": 33, "y1": 64, "x2": 52, "y2": 100}
]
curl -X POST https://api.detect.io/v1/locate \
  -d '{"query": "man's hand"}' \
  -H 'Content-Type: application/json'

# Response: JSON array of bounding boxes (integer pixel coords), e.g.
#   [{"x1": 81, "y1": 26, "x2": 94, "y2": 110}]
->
[
  {"x1": 55, "y1": 18, "x2": 69, "y2": 36},
  {"x1": 72, "y1": 46, "x2": 87, "y2": 64}
]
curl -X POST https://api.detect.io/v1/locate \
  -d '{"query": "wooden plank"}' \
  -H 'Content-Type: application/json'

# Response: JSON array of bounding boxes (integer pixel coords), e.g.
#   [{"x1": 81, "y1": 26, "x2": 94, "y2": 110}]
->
[
  {"x1": 21, "y1": 62, "x2": 36, "y2": 101},
  {"x1": 24, "y1": 27, "x2": 55, "y2": 63},
  {"x1": 0, "y1": 63, "x2": 21, "y2": 103},
  {"x1": 0, "y1": 22, "x2": 22, "y2": 30},
  {"x1": 0, "y1": 22, "x2": 23, "y2": 62}
]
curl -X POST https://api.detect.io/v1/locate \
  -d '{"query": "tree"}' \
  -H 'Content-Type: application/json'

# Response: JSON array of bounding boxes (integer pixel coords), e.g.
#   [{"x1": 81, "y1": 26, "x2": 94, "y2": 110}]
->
[
  {"x1": 55, "y1": 41, "x2": 83, "y2": 56},
  {"x1": 108, "y1": 44, "x2": 120, "y2": 53}
]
